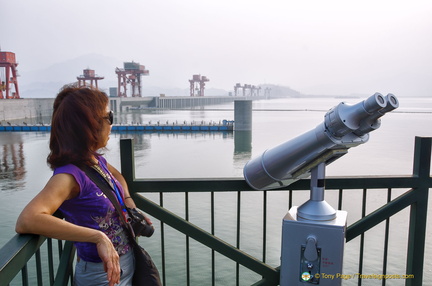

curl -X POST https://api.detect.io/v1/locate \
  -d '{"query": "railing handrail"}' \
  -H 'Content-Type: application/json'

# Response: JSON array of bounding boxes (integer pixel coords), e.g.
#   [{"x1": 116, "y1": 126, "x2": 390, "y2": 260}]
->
[
  {"x1": 0, "y1": 234, "x2": 46, "y2": 285},
  {"x1": 124, "y1": 175, "x2": 427, "y2": 192},
  {"x1": 0, "y1": 230, "x2": 76, "y2": 286}
]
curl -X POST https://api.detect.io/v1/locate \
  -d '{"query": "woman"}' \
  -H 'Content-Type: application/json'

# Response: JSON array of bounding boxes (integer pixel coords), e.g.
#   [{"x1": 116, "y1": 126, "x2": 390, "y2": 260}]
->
[{"x1": 16, "y1": 86, "x2": 150, "y2": 286}]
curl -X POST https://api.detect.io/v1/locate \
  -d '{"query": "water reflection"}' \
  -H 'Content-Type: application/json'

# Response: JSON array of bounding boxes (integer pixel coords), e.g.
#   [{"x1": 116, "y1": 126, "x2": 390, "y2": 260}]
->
[
  {"x1": 111, "y1": 130, "x2": 243, "y2": 178},
  {"x1": 0, "y1": 129, "x2": 247, "y2": 190},
  {"x1": 234, "y1": 130, "x2": 252, "y2": 154},
  {"x1": 0, "y1": 133, "x2": 26, "y2": 191}
]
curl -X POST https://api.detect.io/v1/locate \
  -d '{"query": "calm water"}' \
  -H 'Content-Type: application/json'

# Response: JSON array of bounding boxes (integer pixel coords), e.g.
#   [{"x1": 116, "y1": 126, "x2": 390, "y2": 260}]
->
[{"x1": 1, "y1": 96, "x2": 431, "y2": 285}]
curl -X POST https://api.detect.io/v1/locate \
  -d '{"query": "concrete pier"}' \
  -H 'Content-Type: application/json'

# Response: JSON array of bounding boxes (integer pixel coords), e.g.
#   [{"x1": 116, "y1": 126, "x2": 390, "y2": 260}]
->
[
  {"x1": 234, "y1": 100, "x2": 253, "y2": 153},
  {"x1": 234, "y1": 100, "x2": 252, "y2": 131}
]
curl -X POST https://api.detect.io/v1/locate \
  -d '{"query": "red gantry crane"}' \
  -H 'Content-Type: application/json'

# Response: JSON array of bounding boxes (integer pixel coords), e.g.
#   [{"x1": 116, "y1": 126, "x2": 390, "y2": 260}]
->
[
  {"x1": 115, "y1": 62, "x2": 149, "y2": 97},
  {"x1": 0, "y1": 51, "x2": 20, "y2": 99},
  {"x1": 189, "y1": 74, "x2": 209, "y2": 97},
  {"x1": 77, "y1": 68, "x2": 104, "y2": 88}
]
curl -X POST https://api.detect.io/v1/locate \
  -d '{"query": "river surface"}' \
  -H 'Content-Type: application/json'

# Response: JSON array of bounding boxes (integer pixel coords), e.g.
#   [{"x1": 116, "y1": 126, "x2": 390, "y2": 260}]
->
[{"x1": 1, "y1": 96, "x2": 431, "y2": 285}]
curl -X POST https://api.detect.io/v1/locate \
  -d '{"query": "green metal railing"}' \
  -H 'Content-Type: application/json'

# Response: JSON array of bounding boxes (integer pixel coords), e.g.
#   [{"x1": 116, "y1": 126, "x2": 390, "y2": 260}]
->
[
  {"x1": 0, "y1": 235, "x2": 75, "y2": 286},
  {"x1": 0, "y1": 136, "x2": 430, "y2": 286},
  {"x1": 120, "y1": 136, "x2": 431, "y2": 286}
]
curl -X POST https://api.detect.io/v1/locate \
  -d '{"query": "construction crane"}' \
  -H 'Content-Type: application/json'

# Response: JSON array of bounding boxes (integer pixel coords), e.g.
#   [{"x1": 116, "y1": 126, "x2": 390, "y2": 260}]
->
[
  {"x1": 233, "y1": 83, "x2": 260, "y2": 97},
  {"x1": 189, "y1": 74, "x2": 209, "y2": 97},
  {"x1": 77, "y1": 68, "x2": 104, "y2": 88},
  {"x1": 115, "y1": 62, "x2": 149, "y2": 97},
  {"x1": 0, "y1": 51, "x2": 20, "y2": 99}
]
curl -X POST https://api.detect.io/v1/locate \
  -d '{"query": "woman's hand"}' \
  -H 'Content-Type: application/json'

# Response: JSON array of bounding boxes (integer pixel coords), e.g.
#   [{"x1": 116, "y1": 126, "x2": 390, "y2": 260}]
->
[
  {"x1": 95, "y1": 232, "x2": 121, "y2": 286},
  {"x1": 143, "y1": 213, "x2": 153, "y2": 225}
]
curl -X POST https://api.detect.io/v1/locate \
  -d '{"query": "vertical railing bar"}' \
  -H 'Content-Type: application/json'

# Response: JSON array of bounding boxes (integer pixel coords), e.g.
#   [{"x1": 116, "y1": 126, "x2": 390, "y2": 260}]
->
[
  {"x1": 262, "y1": 191, "x2": 267, "y2": 264},
  {"x1": 338, "y1": 188, "x2": 343, "y2": 210},
  {"x1": 160, "y1": 192, "x2": 166, "y2": 286},
  {"x1": 358, "y1": 188, "x2": 367, "y2": 286},
  {"x1": 288, "y1": 190, "x2": 293, "y2": 209},
  {"x1": 69, "y1": 264, "x2": 75, "y2": 286},
  {"x1": 185, "y1": 192, "x2": 190, "y2": 286},
  {"x1": 211, "y1": 191, "x2": 215, "y2": 286},
  {"x1": 35, "y1": 248, "x2": 43, "y2": 286},
  {"x1": 406, "y1": 137, "x2": 431, "y2": 286},
  {"x1": 47, "y1": 238, "x2": 54, "y2": 285},
  {"x1": 57, "y1": 240, "x2": 63, "y2": 258},
  {"x1": 21, "y1": 264, "x2": 29, "y2": 286},
  {"x1": 57, "y1": 239, "x2": 64, "y2": 286},
  {"x1": 382, "y1": 188, "x2": 392, "y2": 286},
  {"x1": 236, "y1": 191, "x2": 241, "y2": 286}
]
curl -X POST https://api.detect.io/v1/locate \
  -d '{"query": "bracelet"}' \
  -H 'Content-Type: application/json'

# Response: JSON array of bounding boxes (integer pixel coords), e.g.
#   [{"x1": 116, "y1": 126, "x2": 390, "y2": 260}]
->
[{"x1": 124, "y1": 196, "x2": 132, "y2": 200}]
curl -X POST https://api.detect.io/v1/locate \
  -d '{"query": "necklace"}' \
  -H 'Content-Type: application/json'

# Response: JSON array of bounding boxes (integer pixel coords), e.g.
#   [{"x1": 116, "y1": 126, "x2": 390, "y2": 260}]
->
[{"x1": 92, "y1": 164, "x2": 114, "y2": 189}]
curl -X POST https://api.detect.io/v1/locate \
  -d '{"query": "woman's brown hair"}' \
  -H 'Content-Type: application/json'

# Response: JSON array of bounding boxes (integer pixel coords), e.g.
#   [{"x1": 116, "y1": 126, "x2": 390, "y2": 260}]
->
[{"x1": 47, "y1": 86, "x2": 109, "y2": 169}]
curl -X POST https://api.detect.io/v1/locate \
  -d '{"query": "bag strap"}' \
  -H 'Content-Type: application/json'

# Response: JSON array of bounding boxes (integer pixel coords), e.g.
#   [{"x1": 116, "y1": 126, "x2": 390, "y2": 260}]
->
[{"x1": 81, "y1": 165, "x2": 136, "y2": 239}]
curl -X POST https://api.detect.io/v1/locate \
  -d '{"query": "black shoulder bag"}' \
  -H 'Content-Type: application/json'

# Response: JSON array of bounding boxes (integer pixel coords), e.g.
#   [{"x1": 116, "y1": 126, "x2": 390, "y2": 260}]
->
[{"x1": 82, "y1": 166, "x2": 162, "y2": 286}]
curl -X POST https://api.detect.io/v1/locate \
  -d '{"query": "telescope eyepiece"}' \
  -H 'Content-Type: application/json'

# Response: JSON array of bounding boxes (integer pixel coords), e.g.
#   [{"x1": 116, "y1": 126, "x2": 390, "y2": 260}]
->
[
  {"x1": 363, "y1": 92, "x2": 386, "y2": 113},
  {"x1": 325, "y1": 92, "x2": 387, "y2": 138},
  {"x1": 383, "y1": 93, "x2": 399, "y2": 112}
]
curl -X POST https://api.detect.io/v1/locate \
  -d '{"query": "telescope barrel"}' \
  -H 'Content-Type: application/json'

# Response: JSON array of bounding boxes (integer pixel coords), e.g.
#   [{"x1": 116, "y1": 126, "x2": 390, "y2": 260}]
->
[
  {"x1": 243, "y1": 124, "x2": 344, "y2": 190},
  {"x1": 243, "y1": 92, "x2": 398, "y2": 191}
]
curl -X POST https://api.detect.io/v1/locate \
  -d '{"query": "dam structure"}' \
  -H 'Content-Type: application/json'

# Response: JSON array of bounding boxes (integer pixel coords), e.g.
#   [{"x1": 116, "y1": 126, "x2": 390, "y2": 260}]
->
[
  {"x1": 108, "y1": 95, "x2": 261, "y2": 112},
  {"x1": 0, "y1": 95, "x2": 264, "y2": 123}
]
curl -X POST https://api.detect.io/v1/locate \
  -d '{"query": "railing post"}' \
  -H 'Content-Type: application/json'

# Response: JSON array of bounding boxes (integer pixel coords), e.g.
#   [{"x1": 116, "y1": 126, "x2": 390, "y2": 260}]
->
[
  {"x1": 120, "y1": 138, "x2": 135, "y2": 187},
  {"x1": 406, "y1": 137, "x2": 431, "y2": 286}
]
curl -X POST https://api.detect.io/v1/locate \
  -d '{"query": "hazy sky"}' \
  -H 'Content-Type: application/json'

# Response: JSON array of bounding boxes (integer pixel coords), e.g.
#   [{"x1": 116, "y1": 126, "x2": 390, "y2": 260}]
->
[{"x1": 2, "y1": 0, "x2": 432, "y2": 97}]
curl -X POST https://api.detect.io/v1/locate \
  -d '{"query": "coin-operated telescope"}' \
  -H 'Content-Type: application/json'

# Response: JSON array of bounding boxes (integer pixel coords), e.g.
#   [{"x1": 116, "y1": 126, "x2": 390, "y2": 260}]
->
[{"x1": 243, "y1": 93, "x2": 398, "y2": 285}]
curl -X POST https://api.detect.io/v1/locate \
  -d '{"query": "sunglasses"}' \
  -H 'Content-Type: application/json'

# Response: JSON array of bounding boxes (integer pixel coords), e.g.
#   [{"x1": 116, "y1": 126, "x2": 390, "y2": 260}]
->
[{"x1": 105, "y1": 110, "x2": 114, "y2": 125}]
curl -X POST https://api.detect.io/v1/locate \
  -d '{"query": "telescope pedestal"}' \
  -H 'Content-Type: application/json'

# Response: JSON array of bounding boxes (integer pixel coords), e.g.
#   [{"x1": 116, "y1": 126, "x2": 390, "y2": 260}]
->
[
  {"x1": 297, "y1": 162, "x2": 337, "y2": 221},
  {"x1": 280, "y1": 207, "x2": 347, "y2": 285},
  {"x1": 280, "y1": 163, "x2": 347, "y2": 285},
  {"x1": 297, "y1": 200, "x2": 337, "y2": 221}
]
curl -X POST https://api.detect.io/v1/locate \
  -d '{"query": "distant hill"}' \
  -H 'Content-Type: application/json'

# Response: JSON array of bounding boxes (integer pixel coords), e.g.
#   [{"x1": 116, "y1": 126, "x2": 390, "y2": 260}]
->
[
  {"x1": 257, "y1": 84, "x2": 304, "y2": 98},
  {"x1": 18, "y1": 53, "x2": 121, "y2": 98}
]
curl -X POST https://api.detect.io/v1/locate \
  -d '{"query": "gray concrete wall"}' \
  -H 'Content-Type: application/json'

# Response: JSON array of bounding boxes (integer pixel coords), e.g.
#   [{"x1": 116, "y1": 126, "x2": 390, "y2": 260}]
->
[{"x1": 0, "y1": 98, "x2": 54, "y2": 123}]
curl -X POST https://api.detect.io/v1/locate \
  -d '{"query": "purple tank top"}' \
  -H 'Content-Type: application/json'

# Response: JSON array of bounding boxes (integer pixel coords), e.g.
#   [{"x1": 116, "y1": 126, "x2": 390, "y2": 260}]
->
[{"x1": 55, "y1": 157, "x2": 131, "y2": 262}]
